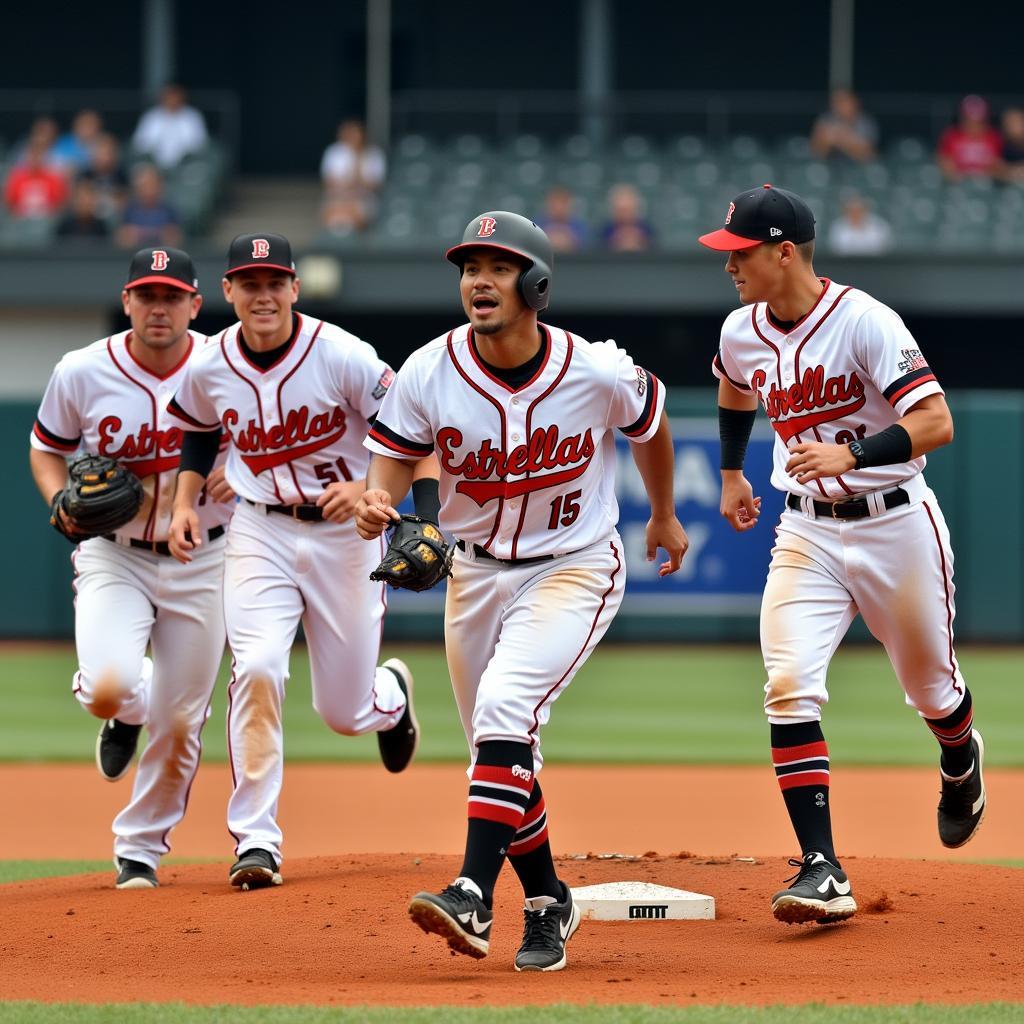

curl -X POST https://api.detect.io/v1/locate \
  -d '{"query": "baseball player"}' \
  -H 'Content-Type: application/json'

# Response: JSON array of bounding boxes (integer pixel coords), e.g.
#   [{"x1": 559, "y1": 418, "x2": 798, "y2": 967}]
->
[
  {"x1": 29, "y1": 247, "x2": 235, "y2": 889},
  {"x1": 356, "y1": 212, "x2": 688, "y2": 971},
  {"x1": 167, "y1": 232, "x2": 424, "y2": 891},
  {"x1": 700, "y1": 185, "x2": 986, "y2": 925}
]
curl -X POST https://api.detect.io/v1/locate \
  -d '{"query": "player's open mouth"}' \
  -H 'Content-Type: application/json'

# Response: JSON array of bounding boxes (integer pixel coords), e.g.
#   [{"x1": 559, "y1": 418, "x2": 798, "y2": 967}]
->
[{"x1": 473, "y1": 297, "x2": 498, "y2": 312}]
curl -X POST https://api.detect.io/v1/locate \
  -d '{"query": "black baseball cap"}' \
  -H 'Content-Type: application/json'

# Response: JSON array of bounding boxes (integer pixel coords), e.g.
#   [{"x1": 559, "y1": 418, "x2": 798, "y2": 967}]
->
[
  {"x1": 224, "y1": 232, "x2": 296, "y2": 277},
  {"x1": 698, "y1": 184, "x2": 816, "y2": 251},
  {"x1": 124, "y1": 246, "x2": 198, "y2": 292}
]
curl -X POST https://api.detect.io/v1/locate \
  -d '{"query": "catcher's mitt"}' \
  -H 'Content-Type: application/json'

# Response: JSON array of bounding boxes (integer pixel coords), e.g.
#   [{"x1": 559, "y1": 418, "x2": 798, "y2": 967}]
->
[
  {"x1": 369, "y1": 514, "x2": 453, "y2": 592},
  {"x1": 50, "y1": 453, "x2": 144, "y2": 544}
]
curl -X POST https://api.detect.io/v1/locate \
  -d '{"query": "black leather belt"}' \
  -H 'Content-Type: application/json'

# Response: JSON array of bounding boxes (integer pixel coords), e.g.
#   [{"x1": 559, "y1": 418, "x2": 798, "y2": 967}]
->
[
  {"x1": 787, "y1": 487, "x2": 910, "y2": 520},
  {"x1": 246, "y1": 498, "x2": 324, "y2": 522},
  {"x1": 456, "y1": 539, "x2": 557, "y2": 567},
  {"x1": 104, "y1": 524, "x2": 225, "y2": 556}
]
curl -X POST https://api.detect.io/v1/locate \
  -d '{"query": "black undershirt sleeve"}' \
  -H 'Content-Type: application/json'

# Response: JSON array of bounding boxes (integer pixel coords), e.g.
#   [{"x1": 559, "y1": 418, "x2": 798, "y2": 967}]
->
[
  {"x1": 412, "y1": 477, "x2": 441, "y2": 523},
  {"x1": 178, "y1": 429, "x2": 221, "y2": 479},
  {"x1": 719, "y1": 406, "x2": 757, "y2": 470}
]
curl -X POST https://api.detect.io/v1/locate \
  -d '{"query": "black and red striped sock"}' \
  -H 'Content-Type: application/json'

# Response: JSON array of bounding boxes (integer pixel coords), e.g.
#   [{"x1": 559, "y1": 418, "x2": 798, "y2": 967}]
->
[
  {"x1": 458, "y1": 740, "x2": 534, "y2": 907},
  {"x1": 926, "y1": 688, "x2": 974, "y2": 778},
  {"x1": 771, "y1": 721, "x2": 838, "y2": 867},
  {"x1": 507, "y1": 779, "x2": 560, "y2": 901}
]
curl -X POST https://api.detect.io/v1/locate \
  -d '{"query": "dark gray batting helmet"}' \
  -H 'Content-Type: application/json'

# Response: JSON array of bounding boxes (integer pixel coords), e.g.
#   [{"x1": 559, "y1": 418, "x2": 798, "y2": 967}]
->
[{"x1": 446, "y1": 211, "x2": 554, "y2": 312}]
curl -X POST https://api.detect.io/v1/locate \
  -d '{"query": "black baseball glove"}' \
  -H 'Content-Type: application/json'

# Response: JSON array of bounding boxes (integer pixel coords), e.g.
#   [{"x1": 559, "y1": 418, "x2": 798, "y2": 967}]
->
[
  {"x1": 369, "y1": 514, "x2": 454, "y2": 592},
  {"x1": 50, "y1": 453, "x2": 144, "y2": 544}
]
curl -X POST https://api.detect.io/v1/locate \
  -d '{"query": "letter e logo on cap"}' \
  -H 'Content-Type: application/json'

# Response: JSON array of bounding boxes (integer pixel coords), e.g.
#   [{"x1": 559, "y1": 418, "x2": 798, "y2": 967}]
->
[
  {"x1": 724, "y1": 202, "x2": 736, "y2": 225},
  {"x1": 251, "y1": 238, "x2": 270, "y2": 259},
  {"x1": 477, "y1": 217, "x2": 497, "y2": 238},
  {"x1": 770, "y1": 227, "x2": 783, "y2": 237},
  {"x1": 151, "y1": 250, "x2": 169, "y2": 271}
]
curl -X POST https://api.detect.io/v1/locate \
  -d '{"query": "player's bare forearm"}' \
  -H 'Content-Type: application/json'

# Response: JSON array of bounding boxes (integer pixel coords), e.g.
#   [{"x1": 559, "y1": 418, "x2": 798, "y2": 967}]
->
[
  {"x1": 900, "y1": 394, "x2": 954, "y2": 457},
  {"x1": 173, "y1": 470, "x2": 206, "y2": 511},
  {"x1": 357, "y1": 455, "x2": 417, "y2": 539},
  {"x1": 413, "y1": 453, "x2": 441, "y2": 482},
  {"x1": 630, "y1": 412, "x2": 689, "y2": 575},
  {"x1": 30, "y1": 448, "x2": 69, "y2": 505},
  {"x1": 718, "y1": 377, "x2": 759, "y2": 412}
]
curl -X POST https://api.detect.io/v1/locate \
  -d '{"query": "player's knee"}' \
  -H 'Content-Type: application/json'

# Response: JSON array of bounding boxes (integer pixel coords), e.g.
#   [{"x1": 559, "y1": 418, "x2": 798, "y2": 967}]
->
[
  {"x1": 317, "y1": 705, "x2": 361, "y2": 735},
  {"x1": 76, "y1": 665, "x2": 138, "y2": 720},
  {"x1": 763, "y1": 668, "x2": 823, "y2": 720},
  {"x1": 233, "y1": 650, "x2": 287, "y2": 688}
]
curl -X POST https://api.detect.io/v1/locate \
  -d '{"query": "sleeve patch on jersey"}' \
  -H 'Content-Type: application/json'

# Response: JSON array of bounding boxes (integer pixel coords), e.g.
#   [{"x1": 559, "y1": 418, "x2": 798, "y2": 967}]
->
[
  {"x1": 897, "y1": 348, "x2": 928, "y2": 374},
  {"x1": 33, "y1": 419, "x2": 80, "y2": 452},
  {"x1": 166, "y1": 396, "x2": 220, "y2": 430},
  {"x1": 621, "y1": 371, "x2": 660, "y2": 438},
  {"x1": 883, "y1": 366, "x2": 937, "y2": 407},
  {"x1": 713, "y1": 350, "x2": 753, "y2": 392},
  {"x1": 372, "y1": 367, "x2": 395, "y2": 401},
  {"x1": 368, "y1": 421, "x2": 434, "y2": 457}
]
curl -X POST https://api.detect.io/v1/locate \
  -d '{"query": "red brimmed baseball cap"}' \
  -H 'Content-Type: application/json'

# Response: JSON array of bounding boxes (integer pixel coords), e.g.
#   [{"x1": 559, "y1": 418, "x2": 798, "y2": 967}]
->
[
  {"x1": 125, "y1": 247, "x2": 198, "y2": 292},
  {"x1": 225, "y1": 232, "x2": 296, "y2": 277},
  {"x1": 698, "y1": 184, "x2": 816, "y2": 251}
]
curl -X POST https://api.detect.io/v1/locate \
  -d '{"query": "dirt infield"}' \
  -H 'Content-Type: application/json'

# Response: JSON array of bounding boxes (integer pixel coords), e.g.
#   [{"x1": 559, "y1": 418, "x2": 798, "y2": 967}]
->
[{"x1": 2, "y1": 763, "x2": 1022, "y2": 1007}]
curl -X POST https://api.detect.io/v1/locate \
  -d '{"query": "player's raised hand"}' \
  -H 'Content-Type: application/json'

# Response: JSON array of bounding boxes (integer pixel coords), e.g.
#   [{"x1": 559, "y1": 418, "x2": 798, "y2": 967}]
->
[
  {"x1": 785, "y1": 441, "x2": 857, "y2": 483},
  {"x1": 205, "y1": 465, "x2": 236, "y2": 504},
  {"x1": 646, "y1": 512, "x2": 689, "y2": 576},
  {"x1": 721, "y1": 471, "x2": 761, "y2": 532},
  {"x1": 316, "y1": 479, "x2": 365, "y2": 524},
  {"x1": 168, "y1": 505, "x2": 202, "y2": 563},
  {"x1": 355, "y1": 488, "x2": 401, "y2": 539}
]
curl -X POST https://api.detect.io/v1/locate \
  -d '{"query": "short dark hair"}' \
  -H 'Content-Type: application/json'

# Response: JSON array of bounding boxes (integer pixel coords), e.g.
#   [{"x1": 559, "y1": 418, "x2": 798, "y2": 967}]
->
[{"x1": 796, "y1": 239, "x2": 815, "y2": 263}]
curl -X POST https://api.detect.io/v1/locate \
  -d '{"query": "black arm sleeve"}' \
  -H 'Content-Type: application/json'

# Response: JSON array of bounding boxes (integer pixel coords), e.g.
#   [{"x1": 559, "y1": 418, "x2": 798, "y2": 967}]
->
[
  {"x1": 719, "y1": 406, "x2": 757, "y2": 470},
  {"x1": 412, "y1": 477, "x2": 441, "y2": 523},
  {"x1": 848, "y1": 423, "x2": 912, "y2": 469},
  {"x1": 178, "y1": 430, "x2": 221, "y2": 479}
]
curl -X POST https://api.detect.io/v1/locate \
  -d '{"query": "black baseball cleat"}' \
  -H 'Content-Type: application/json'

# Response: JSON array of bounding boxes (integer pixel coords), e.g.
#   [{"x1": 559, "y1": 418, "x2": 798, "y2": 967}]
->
[
  {"x1": 377, "y1": 658, "x2": 419, "y2": 773},
  {"x1": 515, "y1": 880, "x2": 582, "y2": 972},
  {"x1": 114, "y1": 857, "x2": 158, "y2": 890},
  {"x1": 96, "y1": 719, "x2": 144, "y2": 781},
  {"x1": 229, "y1": 848, "x2": 282, "y2": 891},
  {"x1": 938, "y1": 729, "x2": 987, "y2": 848},
  {"x1": 771, "y1": 852, "x2": 857, "y2": 925},
  {"x1": 408, "y1": 877, "x2": 492, "y2": 959}
]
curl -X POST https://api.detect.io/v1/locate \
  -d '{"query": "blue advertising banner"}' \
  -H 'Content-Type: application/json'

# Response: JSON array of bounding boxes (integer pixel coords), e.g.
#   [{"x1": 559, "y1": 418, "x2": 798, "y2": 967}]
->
[{"x1": 385, "y1": 418, "x2": 782, "y2": 619}]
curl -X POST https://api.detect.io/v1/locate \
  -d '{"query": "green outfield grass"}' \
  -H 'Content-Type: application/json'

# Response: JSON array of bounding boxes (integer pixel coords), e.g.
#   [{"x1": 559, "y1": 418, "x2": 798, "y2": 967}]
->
[
  {"x1": 0, "y1": 1002, "x2": 1021, "y2": 1023},
  {"x1": 1, "y1": 644, "x2": 1021, "y2": 766}
]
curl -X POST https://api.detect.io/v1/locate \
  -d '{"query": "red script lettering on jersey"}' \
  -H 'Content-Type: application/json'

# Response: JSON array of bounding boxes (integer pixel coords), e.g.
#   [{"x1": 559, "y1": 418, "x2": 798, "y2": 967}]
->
[
  {"x1": 98, "y1": 416, "x2": 182, "y2": 477},
  {"x1": 223, "y1": 405, "x2": 347, "y2": 474},
  {"x1": 751, "y1": 366, "x2": 866, "y2": 442},
  {"x1": 438, "y1": 425, "x2": 596, "y2": 507}
]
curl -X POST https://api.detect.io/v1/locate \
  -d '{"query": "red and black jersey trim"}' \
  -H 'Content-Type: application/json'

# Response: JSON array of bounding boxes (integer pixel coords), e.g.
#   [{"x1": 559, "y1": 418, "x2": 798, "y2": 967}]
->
[
  {"x1": 883, "y1": 366, "x2": 938, "y2": 407},
  {"x1": 33, "y1": 419, "x2": 80, "y2": 452},
  {"x1": 712, "y1": 350, "x2": 753, "y2": 392},
  {"x1": 167, "y1": 396, "x2": 220, "y2": 430},
  {"x1": 620, "y1": 370, "x2": 661, "y2": 438},
  {"x1": 368, "y1": 420, "x2": 434, "y2": 458}
]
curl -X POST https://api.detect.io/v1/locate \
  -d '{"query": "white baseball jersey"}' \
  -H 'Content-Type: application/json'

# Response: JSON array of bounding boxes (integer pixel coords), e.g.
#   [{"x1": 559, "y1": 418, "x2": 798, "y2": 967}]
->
[
  {"x1": 712, "y1": 279, "x2": 944, "y2": 499},
  {"x1": 170, "y1": 314, "x2": 393, "y2": 503},
  {"x1": 31, "y1": 330, "x2": 232, "y2": 541},
  {"x1": 364, "y1": 323, "x2": 664, "y2": 559}
]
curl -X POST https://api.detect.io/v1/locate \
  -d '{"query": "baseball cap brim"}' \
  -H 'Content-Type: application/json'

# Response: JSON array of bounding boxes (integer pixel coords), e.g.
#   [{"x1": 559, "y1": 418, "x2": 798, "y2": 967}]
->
[
  {"x1": 697, "y1": 228, "x2": 764, "y2": 251},
  {"x1": 224, "y1": 262, "x2": 296, "y2": 277},
  {"x1": 445, "y1": 242, "x2": 534, "y2": 266},
  {"x1": 124, "y1": 275, "x2": 197, "y2": 292}
]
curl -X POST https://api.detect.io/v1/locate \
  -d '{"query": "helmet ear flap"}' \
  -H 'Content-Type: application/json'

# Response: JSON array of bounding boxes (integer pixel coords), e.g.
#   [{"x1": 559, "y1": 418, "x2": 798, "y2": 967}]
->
[{"x1": 518, "y1": 262, "x2": 551, "y2": 312}]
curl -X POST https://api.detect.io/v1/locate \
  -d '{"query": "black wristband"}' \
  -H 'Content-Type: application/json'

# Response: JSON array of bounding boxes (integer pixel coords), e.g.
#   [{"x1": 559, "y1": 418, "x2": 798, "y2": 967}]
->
[
  {"x1": 719, "y1": 406, "x2": 757, "y2": 470},
  {"x1": 412, "y1": 477, "x2": 441, "y2": 523},
  {"x1": 848, "y1": 423, "x2": 912, "y2": 469},
  {"x1": 179, "y1": 429, "x2": 221, "y2": 479}
]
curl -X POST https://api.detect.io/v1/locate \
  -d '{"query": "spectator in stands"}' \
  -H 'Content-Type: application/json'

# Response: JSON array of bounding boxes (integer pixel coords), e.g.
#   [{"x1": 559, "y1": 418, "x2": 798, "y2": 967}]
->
[
  {"x1": 998, "y1": 107, "x2": 1024, "y2": 184},
  {"x1": 116, "y1": 164, "x2": 181, "y2": 248},
  {"x1": 56, "y1": 181, "x2": 110, "y2": 240},
  {"x1": 14, "y1": 117, "x2": 61, "y2": 168},
  {"x1": 51, "y1": 109, "x2": 104, "y2": 173},
  {"x1": 4, "y1": 136, "x2": 69, "y2": 218},
  {"x1": 810, "y1": 89, "x2": 878, "y2": 162},
  {"x1": 937, "y1": 95, "x2": 1003, "y2": 181},
  {"x1": 829, "y1": 193, "x2": 893, "y2": 256},
  {"x1": 601, "y1": 183, "x2": 655, "y2": 252},
  {"x1": 78, "y1": 134, "x2": 129, "y2": 222},
  {"x1": 320, "y1": 119, "x2": 386, "y2": 233},
  {"x1": 132, "y1": 83, "x2": 209, "y2": 169},
  {"x1": 537, "y1": 185, "x2": 588, "y2": 251}
]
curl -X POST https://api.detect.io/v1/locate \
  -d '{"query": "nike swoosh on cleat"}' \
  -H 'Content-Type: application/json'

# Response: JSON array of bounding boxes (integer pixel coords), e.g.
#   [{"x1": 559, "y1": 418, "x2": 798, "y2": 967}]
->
[
  {"x1": 456, "y1": 910, "x2": 489, "y2": 935},
  {"x1": 817, "y1": 875, "x2": 851, "y2": 896}
]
